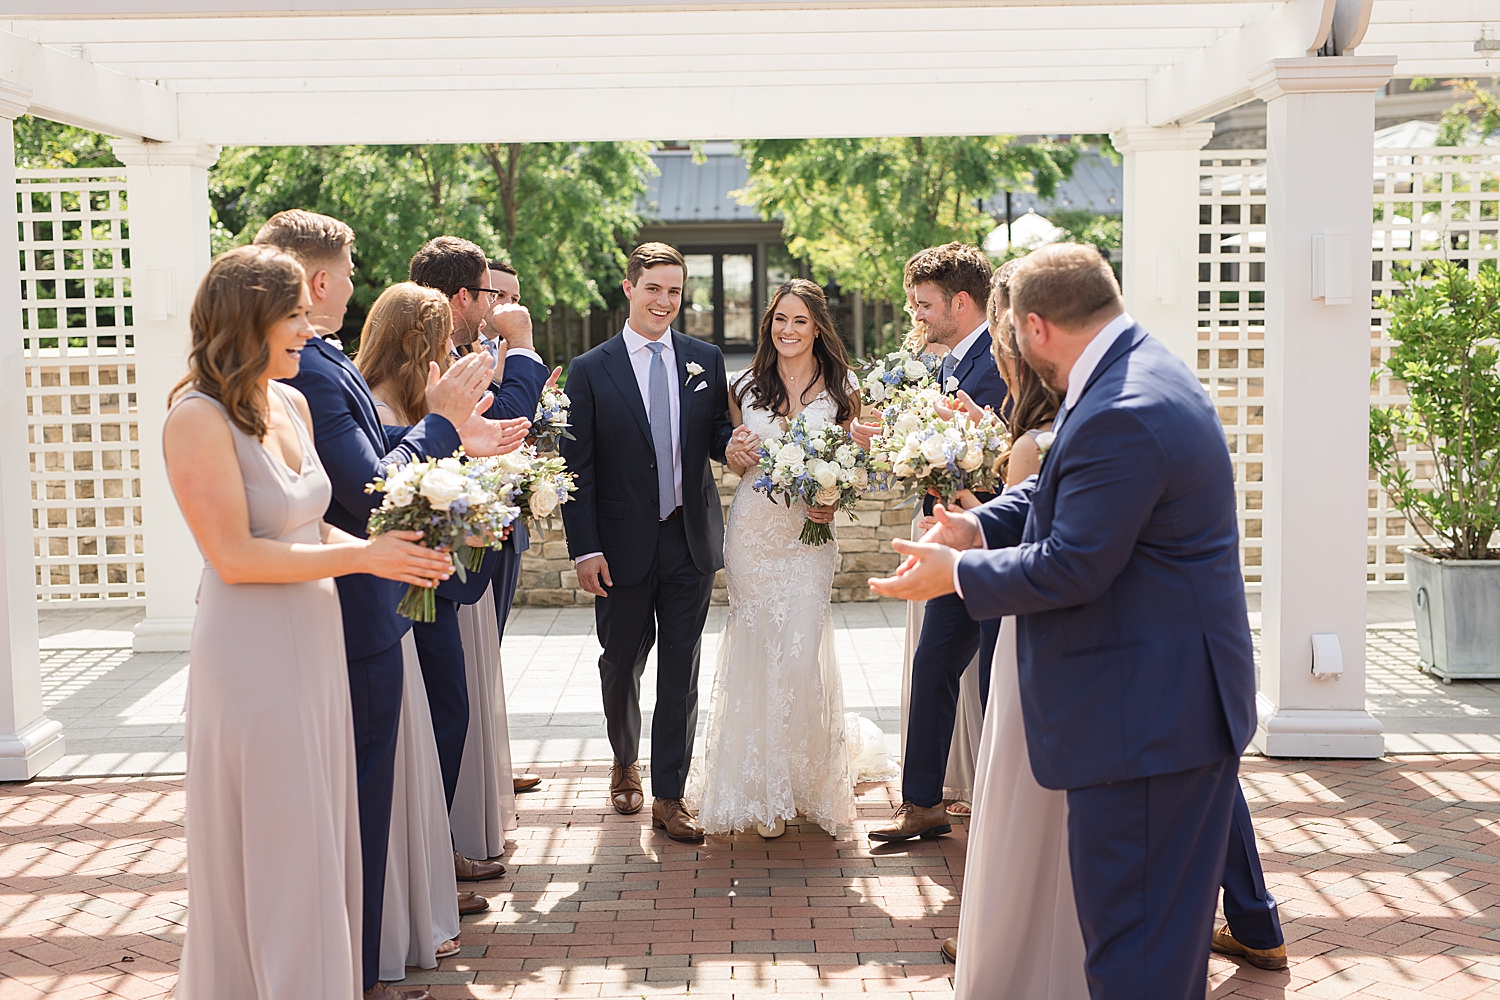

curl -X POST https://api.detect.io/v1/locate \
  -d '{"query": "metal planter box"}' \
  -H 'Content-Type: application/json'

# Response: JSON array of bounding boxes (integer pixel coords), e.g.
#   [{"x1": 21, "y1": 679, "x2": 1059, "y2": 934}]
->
[{"x1": 1404, "y1": 548, "x2": 1500, "y2": 682}]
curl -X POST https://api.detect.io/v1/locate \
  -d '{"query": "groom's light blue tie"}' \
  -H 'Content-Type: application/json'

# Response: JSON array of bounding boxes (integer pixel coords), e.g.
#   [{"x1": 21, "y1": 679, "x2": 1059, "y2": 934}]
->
[
  {"x1": 940, "y1": 352, "x2": 958, "y2": 386},
  {"x1": 646, "y1": 341, "x2": 676, "y2": 519},
  {"x1": 1052, "y1": 403, "x2": 1071, "y2": 436}
]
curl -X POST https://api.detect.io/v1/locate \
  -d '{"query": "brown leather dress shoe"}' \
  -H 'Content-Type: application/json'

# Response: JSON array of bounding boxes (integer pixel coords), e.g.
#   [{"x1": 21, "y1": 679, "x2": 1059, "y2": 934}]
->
[
  {"x1": 364, "y1": 984, "x2": 432, "y2": 1000},
  {"x1": 513, "y1": 773, "x2": 543, "y2": 793},
  {"x1": 610, "y1": 760, "x2": 644, "y2": 815},
  {"x1": 1211, "y1": 924, "x2": 1288, "y2": 970},
  {"x1": 651, "y1": 797, "x2": 705, "y2": 843},
  {"x1": 941, "y1": 936, "x2": 958, "y2": 963},
  {"x1": 454, "y1": 851, "x2": 506, "y2": 882},
  {"x1": 457, "y1": 890, "x2": 490, "y2": 915},
  {"x1": 868, "y1": 802, "x2": 952, "y2": 842}
]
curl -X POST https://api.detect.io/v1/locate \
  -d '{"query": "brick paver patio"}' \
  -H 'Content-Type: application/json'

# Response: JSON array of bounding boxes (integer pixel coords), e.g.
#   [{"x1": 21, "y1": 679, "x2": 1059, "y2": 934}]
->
[{"x1": 6, "y1": 755, "x2": 1500, "y2": 999}]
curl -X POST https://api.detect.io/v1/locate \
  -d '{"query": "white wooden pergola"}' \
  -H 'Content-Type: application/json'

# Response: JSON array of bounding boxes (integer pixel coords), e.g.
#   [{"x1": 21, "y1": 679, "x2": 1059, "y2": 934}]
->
[{"x1": 0, "y1": 0, "x2": 1494, "y2": 778}]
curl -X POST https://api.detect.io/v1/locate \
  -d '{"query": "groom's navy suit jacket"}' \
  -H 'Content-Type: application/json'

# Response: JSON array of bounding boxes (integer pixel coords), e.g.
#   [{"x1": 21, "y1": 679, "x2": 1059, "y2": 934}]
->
[
  {"x1": 284, "y1": 336, "x2": 461, "y2": 660},
  {"x1": 955, "y1": 323, "x2": 1256, "y2": 791},
  {"x1": 560, "y1": 331, "x2": 734, "y2": 588}
]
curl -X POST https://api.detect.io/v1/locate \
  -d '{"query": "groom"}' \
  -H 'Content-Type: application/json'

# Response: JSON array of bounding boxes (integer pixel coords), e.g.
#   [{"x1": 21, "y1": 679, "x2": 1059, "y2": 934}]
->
[
  {"x1": 871, "y1": 243, "x2": 1256, "y2": 999},
  {"x1": 560, "y1": 243, "x2": 733, "y2": 843}
]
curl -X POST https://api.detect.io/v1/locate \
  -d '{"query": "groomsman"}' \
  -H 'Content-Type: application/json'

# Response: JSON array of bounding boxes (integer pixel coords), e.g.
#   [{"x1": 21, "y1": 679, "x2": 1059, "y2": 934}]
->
[
  {"x1": 408, "y1": 237, "x2": 548, "y2": 854},
  {"x1": 478, "y1": 257, "x2": 544, "y2": 795},
  {"x1": 259, "y1": 211, "x2": 527, "y2": 1000},
  {"x1": 869, "y1": 243, "x2": 1008, "y2": 844}
]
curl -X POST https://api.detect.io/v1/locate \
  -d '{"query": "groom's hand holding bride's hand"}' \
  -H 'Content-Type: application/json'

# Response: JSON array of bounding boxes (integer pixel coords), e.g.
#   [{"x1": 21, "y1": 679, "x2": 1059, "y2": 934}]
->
[
  {"x1": 726, "y1": 425, "x2": 761, "y2": 476},
  {"x1": 868, "y1": 503, "x2": 982, "y2": 601}
]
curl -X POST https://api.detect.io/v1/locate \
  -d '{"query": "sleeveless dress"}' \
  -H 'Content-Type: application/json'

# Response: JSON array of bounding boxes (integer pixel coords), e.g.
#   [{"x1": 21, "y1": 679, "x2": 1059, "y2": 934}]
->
[
  {"x1": 379, "y1": 631, "x2": 461, "y2": 981},
  {"x1": 172, "y1": 385, "x2": 361, "y2": 1000},
  {"x1": 954, "y1": 430, "x2": 1087, "y2": 1000},
  {"x1": 450, "y1": 583, "x2": 518, "y2": 861},
  {"x1": 687, "y1": 382, "x2": 856, "y2": 835}
]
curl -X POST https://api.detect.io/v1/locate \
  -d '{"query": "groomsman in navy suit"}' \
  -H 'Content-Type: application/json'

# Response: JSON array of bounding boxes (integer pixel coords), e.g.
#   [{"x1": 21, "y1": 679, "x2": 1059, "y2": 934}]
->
[
  {"x1": 258, "y1": 211, "x2": 529, "y2": 1000},
  {"x1": 408, "y1": 238, "x2": 548, "y2": 864},
  {"x1": 868, "y1": 243, "x2": 1008, "y2": 844},
  {"x1": 872, "y1": 244, "x2": 1259, "y2": 999}
]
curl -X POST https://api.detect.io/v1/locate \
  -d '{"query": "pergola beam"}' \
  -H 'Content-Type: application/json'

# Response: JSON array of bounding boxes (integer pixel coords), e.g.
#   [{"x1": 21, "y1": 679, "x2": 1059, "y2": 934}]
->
[
  {"x1": 1146, "y1": 0, "x2": 1337, "y2": 125},
  {"x1": 0, "y1": 29, "x2": 175, "y2": 140}
]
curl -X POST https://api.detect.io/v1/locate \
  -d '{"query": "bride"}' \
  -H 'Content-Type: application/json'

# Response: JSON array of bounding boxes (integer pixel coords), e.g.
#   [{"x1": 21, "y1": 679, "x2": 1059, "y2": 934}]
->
[{"x1": 687, "y1": 278, "x2": 863, "y2": 839}]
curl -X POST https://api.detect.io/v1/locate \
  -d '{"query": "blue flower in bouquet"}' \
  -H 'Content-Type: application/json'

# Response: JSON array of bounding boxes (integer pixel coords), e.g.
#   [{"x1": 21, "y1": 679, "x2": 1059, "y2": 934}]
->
[{"x1": 751, "y1": 413, "x2": 874, "y2": 546}]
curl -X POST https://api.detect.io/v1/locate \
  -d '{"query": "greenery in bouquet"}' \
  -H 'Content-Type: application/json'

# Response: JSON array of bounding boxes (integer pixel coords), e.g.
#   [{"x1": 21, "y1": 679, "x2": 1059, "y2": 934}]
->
[
  {"x1": 531, "y1": 384, "x2": 573, "y2": 453},
  {"x1": 475, "y1": 444, "x2": 578, "y2": 527},
  {"x1": 751, "y1": 413, "x2": 872, "y2": 546},
  {"x1": 857, "y1": 348, "x2": 942, "y2": 407},
  {"x1": 866, "y1": 387, "x2": 1008, "y2": 506},
  {"x1": 366, "y1": 453, "x2": 521, "y2": 622}
]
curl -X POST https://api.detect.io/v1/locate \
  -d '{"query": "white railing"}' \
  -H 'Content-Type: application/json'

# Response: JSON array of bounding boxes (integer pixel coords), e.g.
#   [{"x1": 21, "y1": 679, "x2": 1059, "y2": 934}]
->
[{"x1": 16, "y1": 169, "x2": 143, "y2": 603}]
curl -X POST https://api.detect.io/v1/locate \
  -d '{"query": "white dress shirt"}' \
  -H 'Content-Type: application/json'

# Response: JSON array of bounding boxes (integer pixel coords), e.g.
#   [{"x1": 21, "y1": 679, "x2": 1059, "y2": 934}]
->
[
  {"x1": 950, "y1": 311, "x2": 1134, "y2": 598},
  {"x1": 574, "y1": 324, "x2": 683, "y2": 565}
]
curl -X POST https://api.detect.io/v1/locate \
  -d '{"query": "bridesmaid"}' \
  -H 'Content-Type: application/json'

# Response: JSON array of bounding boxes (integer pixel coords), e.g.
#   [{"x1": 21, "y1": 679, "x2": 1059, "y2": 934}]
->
[
  {"x1": 164, "y1": 246, "x2": 453, "y2": 1000},
  {"x1": 357, "y1": 284, "x2": 518, "y2": 867}
]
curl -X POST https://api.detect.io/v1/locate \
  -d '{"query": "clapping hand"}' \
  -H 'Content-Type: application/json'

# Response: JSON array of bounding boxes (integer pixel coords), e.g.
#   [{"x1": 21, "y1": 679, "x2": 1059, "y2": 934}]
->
[
  {"x1": 935, "y1": 389, "x2": 985, "y2": 425},
  {"x1": 458, "y1": 409, "x2": 531, "y2": 456},
  {"x1": 424, "y1": 353, "x2": 493, "y2": 428},
  {"x1": 849, "y1": 412, "x2": 882, "y2": 451},
  {"x1": 867, "y1": 503, "x2": 983, "y2": 601}
]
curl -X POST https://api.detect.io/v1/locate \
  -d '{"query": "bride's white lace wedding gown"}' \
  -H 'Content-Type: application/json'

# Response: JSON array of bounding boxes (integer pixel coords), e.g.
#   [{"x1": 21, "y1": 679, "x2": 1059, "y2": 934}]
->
[{"x1": 688, "y1": 385, "x2": 864, "y2": 836}]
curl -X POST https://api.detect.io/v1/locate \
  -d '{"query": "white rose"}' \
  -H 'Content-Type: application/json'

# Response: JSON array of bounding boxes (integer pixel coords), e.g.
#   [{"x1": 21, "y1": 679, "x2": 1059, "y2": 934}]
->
[
  {"x1": 945, "y1": 376, "x2": 959, "y2": 393},
  {"x1": 776, "y1": 443, "x2": 806, "y2": 466},
  {"x1": 894, "y1": 413, "x2": 921, "y2": 436},
  {"x1": 868, "y1": 382, "x2": 888, "y2": 403},
  {"x1": 529, "y1": 483, "x2": 559, "y2": 519},
  {"x1": 387, "y1": 483, "x2": 415, "y2": 508},
  {"x1": 812, "y1": 461, "x2": 838, "y2": 489},
  {"x1": 834, "y1": 445, "x2": 857, "y2": 468},
  {"x1": 815, "y1": 485, "x2": 840, "y2": 506},
  {"x1": 891, "y1": 350, "x2": 912, "y2": 362},
  {"x1": 920, "y1": 437, "x2": 948, "y2": 465},
  {"x1": 770, "y1": 467, "x2": 786, "y2": 485},
  {"x1": 902, "y1": 359, "x2": 928, "y2": 381},
  {"x1": 1035, "y1": 431, "x2": 1057, "y2": 454},
  {"x1": 437, "y1": 457, "x2": 464, "y2": 474},
  {"x1": 494, "y1": 452, "x2": 530, "y2": 476},
  {"x1": 417, "y1": 467, "x2": 468, "y2": 511},
  {"x1": 957, "y1": 446, "x2": 983, "y2": 472},
  {"x1": 893, "y1": 460, "x2": 915, "y2": 477}
]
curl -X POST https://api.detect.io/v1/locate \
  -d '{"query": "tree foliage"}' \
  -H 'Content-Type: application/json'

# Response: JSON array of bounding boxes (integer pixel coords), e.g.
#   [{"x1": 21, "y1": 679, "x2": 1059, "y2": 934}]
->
[
  {"x1": 13, "y1": 115, "x2": 121, "y2": 169},
  {"x1": 1437, "y1": 79, "x2": 1500, "y2": 146},
  {"x1": 1370, "y1": 261, "x2": 1500, "y2": 559},
  {"x1": 735, "y1": 136, "x2": 1081, "y2": 302}
]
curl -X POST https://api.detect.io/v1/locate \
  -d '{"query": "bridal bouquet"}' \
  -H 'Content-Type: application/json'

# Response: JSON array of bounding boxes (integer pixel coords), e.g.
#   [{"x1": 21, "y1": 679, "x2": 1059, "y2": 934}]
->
[
  {"x1": 530, "y1": 384, "x2": 573, "y2": 453},
  {"x1": 857, "y1": 348, "x2": 942, "y2": 407},
  {"x1": 866, "y1": 388, "x2": 1008, "y2": 505},
  {"x1": 366, "y1": 453, "x2": 521, "y2": 622},
  {"x1": 474, "y1": 445, "x2": 577, "y2": 526},
  {"x1": 751, "y1": 413, "x2": 871, "y2": 546}
]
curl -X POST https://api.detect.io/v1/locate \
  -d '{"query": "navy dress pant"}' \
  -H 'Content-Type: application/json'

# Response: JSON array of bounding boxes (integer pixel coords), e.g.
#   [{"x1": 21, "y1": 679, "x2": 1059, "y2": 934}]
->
[
  {"x1": 902, "y1": 592, "x2": 999, "y2": 807},
  {"x1": 1067, "y1": 755, "x2": 1240, "y2": 1000},
  {"x1": 346, "y1": 639, "x2": 406, "y2": 991},
  {"x1": 1222, "y1": 783, "x2": 1284, "y2": 949},
  {"x1": 411, "y1": 596, "x2": 470, "y2": 810}
]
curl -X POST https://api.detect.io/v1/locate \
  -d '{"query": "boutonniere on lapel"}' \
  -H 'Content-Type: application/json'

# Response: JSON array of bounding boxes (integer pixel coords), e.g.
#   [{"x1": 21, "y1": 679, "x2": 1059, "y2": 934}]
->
[
  {"x1": 944, "y1": 375, "x2": 960, "y2": 393},
  {"x1": 684, "y1": 361, "x2": 705, "y2": 388},
  {"x1": 1035, "y1": 430, "x2": 1057, "y2": 466}
]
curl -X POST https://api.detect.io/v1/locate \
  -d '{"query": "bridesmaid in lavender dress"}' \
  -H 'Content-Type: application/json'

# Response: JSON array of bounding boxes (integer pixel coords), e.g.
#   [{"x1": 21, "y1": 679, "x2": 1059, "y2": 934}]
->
[{"x1": 163, "y1": 246, "x2": 452, "y2": 1000}]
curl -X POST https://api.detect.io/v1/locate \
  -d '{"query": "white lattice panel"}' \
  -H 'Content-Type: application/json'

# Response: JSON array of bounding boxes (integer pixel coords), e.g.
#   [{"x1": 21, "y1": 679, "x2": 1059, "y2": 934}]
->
[
  {"x1": 1370, "y1": 147, "x2": 1500, "y2": 584},
  {"x1": 16, "y1": 169, "x2": 143, "y2": 603},
  {"x1": 1196, "y1": 153, "x2": 1267, "y2": 585}
]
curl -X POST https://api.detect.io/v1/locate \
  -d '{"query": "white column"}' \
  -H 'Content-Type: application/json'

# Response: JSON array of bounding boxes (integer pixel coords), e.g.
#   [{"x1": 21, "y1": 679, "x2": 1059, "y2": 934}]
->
[
  {"x1": 0, "y1": 86, "x2": 65, "y2": 778},
  {"x1": 1250, "y1": 56, "x2": 1394, "y2": 758},
  {"x1": 1111, "y1": 124, "x2": 1217, "y2": 369},
  {"x1": 109, "y1": 139, "x2": 220, "y2": 653}
]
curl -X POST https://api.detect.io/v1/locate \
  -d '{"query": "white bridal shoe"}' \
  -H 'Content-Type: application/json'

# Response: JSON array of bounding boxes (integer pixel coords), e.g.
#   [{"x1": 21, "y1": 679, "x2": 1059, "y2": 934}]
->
[{"x1": 756, "y1": 818, "x2": 786, "y2": 839}]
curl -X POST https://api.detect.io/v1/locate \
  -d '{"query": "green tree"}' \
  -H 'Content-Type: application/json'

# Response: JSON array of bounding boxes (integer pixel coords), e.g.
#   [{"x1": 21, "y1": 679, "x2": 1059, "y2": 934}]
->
[
  {"x1": 1436, "y1": 79, "x2": 1500, "y2": 146},
  {"x1": 13, "y1": 115, "x2": 122, "y2": 169},
  {"x1": 735, "y1": 136, "x2": 1081, "y2": 303}
]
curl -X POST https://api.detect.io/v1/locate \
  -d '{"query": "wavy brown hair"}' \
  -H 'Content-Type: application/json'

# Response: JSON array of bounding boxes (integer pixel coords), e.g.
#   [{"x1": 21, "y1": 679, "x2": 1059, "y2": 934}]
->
[
  {"x1": 169, "y1": 245, "x2": 306, "y2": 441},
  {"x1": 737, "y1": 279, "x2": 857, "y2": 425},
  {"x1": 988, "y1": 258, "x2": 1059, "y2": 476},
  {"x1": 355, "y1": 282, "x2": 454, "y2": 425}
]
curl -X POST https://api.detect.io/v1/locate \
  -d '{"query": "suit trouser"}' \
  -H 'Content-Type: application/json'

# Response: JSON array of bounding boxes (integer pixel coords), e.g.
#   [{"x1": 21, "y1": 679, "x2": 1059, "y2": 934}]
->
[
  {"x1": 346, "y1": 639, "x2": 406, "y2": 991},
  {"x1": 412, "y1": 596, "x2": 470, "y2": 810},
  {"x1": 492, "y1": 540, "x2": 523, "y2": 646},
  {"x1": 594, "y1": 516, "x2": 713, "y2": 800},
  {"x1": 1067, "y1": 755, "x2": 1239, "y2": 1000},
  {"x1": 902, "y1": 593, "x2": 1000, "y2": 807},
  {"x1": 1222, "y1": 782, "x2": 1284, "y2": 950}
]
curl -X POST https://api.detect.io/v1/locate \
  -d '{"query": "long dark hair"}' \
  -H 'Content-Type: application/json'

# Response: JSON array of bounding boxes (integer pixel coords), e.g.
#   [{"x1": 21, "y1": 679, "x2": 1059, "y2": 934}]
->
[
  {"x1": 737, "y1": 279, "x2": 857, "y2": 424},
  {"x1": 988, "y1": 259, "x2": 1059, "y2": 476},
  {"x1": 170, "y1": 245, "x2": 305, "y2": 441}
]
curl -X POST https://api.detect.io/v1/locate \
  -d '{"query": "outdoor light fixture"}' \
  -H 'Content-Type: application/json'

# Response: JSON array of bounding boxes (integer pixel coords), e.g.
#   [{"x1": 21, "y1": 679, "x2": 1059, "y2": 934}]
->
[
  {"x1": 1311, "y1": 229, "x2": 1352, "y2": 305},
  {"x1": 1311, "y1": 633, "x2": 1344, "y2": 681}
]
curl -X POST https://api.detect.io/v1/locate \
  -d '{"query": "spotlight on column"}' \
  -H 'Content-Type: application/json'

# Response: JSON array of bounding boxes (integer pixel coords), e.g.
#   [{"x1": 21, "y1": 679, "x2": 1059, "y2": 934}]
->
[{"x1": 1311, "y1": 633, "x2": 1344, "y2": 681}]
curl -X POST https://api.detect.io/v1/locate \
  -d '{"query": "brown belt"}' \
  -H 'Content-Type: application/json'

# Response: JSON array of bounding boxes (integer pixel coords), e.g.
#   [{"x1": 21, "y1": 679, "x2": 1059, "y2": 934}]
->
[{"x1": 661, "y1": 506, "x2": 683, "y2": 522}]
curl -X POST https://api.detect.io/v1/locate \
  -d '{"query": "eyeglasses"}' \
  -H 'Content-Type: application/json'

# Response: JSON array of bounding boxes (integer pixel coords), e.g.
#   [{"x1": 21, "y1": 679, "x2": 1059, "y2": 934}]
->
[{"x1": 464, "y1": 286, "x2": 500, "y2": 303}]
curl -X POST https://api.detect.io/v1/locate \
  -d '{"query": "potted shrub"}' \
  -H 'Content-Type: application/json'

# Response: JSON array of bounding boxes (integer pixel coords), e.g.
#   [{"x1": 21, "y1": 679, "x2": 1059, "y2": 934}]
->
[{"x1": 1370, "y1": 260, "x2": 1500, "y2": 682}]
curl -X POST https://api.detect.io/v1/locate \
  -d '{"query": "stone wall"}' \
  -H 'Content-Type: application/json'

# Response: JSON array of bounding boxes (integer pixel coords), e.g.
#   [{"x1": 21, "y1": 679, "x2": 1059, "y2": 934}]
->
[{"x1": 515, "y1": 466, "x2": 915, "y2": 607}]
